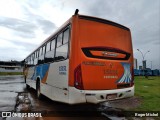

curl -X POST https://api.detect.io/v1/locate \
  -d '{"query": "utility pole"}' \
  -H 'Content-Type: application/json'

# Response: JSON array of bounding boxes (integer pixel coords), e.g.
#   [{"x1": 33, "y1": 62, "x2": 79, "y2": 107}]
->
[{"x1": 137, "y1": 49, "x2": 150, "y2": 76}]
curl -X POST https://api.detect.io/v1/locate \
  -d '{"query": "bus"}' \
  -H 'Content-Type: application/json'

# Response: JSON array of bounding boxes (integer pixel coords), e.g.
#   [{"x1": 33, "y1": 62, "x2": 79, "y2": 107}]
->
[{"x1": 24, "y1": 10, "x2": 134, "y2": 104}]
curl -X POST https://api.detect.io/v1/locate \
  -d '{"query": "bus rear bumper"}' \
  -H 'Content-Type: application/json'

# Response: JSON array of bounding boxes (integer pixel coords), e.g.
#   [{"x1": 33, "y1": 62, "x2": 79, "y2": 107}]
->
[
  {"x1": 69, "y1": 86, "x2": 134, "y2": 104},
  {"x1": 85, "y1": 86, "x2": 134, "y2": 104}
]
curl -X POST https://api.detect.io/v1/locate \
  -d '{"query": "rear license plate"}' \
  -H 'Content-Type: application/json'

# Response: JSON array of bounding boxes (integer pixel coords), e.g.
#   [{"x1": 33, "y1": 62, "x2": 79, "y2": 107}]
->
[{"x1": 107, "y1": 93, "x2": 117, "y2": 100}]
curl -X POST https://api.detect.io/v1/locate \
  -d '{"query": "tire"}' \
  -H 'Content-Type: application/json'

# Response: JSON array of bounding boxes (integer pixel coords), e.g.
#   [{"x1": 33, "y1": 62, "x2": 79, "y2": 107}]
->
[
  {"x1": 36, "y1": 81, "x2": 42, "y2": 99},
  {"x1": 26, "y1": 84, "x2": 30, "y2": 89}
]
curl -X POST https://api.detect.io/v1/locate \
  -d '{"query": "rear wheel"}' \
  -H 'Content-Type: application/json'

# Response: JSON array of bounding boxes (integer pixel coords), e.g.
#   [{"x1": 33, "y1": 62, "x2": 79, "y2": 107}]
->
[
  {"x1": 36, "y1": 81, "x2": 42, "y2": 99},
  {"x1": 26, "y1": 84, "x2": 30, "y2": 89}
]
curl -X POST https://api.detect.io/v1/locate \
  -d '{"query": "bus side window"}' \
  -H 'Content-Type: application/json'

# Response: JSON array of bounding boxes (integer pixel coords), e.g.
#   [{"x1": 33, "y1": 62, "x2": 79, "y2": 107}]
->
[
  {"x1": 37, "y1": 50, "x2": 39, "y2": 58},
  {"x1": 34, "y1": 51, "x2": 38, "y2": 65},
  {"x1": 25, "y1": 58, "x2": 29, "y2": 66},
  {"x1": 32, "y1": 53, "x2": 35, "y2": 65},
  {"x1": 46, "y1": 41, "x2": 51, "y2": 52},
  {"x1": 38, "y1": 45, "x2": 45, "y2": 64},
  {"x1": 63, "y1": 28, "x2": 69, "y2": 44},
  {"x1": 43, "y1": 46, "x2": 46, "y2": 54},
  {"x1": 51, "y1": 39, "x2": 56, "y2": 50},
  {"x1": 39, "y1": 47, "x2": 42, "y2": 56},
  {"x1": 55, "y1": 28, "x2": 70, "y2": 61},
  {"x1": 56, "y1": 33, "x2": 62, "y2": 47},
  {"x1": 28, "y1": 56, "x2": 31, "y2": 65},
  {"x1": 30, "y1": 54, "x2": 33, "y2": 66},
  {"x1": 45, "y1": 39, "x2": 55, "y2": 63}
]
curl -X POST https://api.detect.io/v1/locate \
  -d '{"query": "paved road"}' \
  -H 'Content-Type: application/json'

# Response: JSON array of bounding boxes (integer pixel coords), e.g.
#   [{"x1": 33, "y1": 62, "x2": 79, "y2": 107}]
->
[
  {"x1": 0, "y1": 75, "x2": 25, "y2": 111},
  {"x1": 0, "y1": 75, "x2": 151, "y2": 120},
  {"x1": 0, "y1": 75, "x2": 112, "y2": 120}
]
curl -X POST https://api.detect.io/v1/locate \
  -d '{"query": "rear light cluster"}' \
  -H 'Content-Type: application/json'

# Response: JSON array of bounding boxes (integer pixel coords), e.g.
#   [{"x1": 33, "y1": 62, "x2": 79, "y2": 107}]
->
[{"x1": 74, "y1": 64, "x2": 84, "y2": 90}]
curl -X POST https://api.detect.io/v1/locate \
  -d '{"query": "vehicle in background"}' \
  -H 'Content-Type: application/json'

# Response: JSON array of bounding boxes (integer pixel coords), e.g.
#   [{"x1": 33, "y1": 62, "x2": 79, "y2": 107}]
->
[
  {"x1": 133, "y1": 69, "x2": 160, "y2": 76},
  {"x1": 152, "y1": 69, "x2": 160, "y2": 76},
  {"x1": 134, "y1": 69, "x2": 140, "y2": 76}
]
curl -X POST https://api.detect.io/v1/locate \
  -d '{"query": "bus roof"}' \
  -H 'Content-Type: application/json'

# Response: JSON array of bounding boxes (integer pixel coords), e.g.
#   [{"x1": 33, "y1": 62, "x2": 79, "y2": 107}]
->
[{"x1": 78, "y1": 15, "x2": 130, "y2": 31}]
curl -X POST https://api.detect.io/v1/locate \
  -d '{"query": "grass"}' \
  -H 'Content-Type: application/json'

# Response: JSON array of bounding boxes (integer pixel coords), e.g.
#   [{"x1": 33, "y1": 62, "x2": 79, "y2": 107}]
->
[
  {"x1": 133, "y1": 76, "x2": 160, "y2": 111},
  {"x1": 0, "y1": 72, "x2": 23, "y2": 75}
]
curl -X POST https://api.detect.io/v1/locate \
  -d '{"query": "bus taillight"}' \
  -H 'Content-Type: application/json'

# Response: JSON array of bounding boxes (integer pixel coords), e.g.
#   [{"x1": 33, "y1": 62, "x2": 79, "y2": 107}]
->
[{"x1": 74, "y1": 64, "x2": 84, "y2": 90}]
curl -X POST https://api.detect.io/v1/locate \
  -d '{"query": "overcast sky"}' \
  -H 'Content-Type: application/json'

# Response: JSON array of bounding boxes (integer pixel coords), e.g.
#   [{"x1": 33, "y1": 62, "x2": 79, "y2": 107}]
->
[{"x1": 0, "y1": 0, "x2": 159, "y2": 69}]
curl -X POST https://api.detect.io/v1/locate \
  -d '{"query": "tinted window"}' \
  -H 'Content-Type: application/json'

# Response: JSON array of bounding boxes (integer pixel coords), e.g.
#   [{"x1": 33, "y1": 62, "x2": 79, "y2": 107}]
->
[
  {"x1": 63, "y1": 29, "x2": 69, "y2": 44},
  {"x1": 35, "y1": 51, "x2": 38, "y2": 58},
  {"x1": 51, "y1": 39, "x2": 55, "y2": 50},
  {"x1": 31, "y1": 54, "x2": 34, "y2": 65},
  {"x1": 28, "y1": 56, "x2": 31, "y2": 65},
  {"x1": 55, "y1": 27, "x2": 70, "y2": 61},
  {"x1": 55, "y1": 43, "x2": 68, "y2": 61},
  {"x1": 26, "y1": 57, "x2": 29, "y2": 65},
  {"x1": 34, "y1": 53, "x2": 36, "y2": 59},
  {"x1": 34, "y1": 51, "x2": 38, "y2": 65},
  {"x1": 45, "y1": 40, "x2": 55, "y2": 63},
  {"x1": 43, "y1": 46, "x2": 46, "y2": 54},
  {"x1": 46, "y1": 42, "x2": 51, "y2": 52},
  {"x1": 57, "y1": 33, "x2": 62, "y2": 47},
  {"x1": 37, "y1": 50, "x2": 39, "y2": 58},
  {"x1": 38, "y1": 46, "x2": 45, "y2": 64},
  {"x1": 39, "y1": 47, "x2": 42, "y2": 56},
  {"x1": 32, "y1": 53, "x2": 35, "y2": 60}
]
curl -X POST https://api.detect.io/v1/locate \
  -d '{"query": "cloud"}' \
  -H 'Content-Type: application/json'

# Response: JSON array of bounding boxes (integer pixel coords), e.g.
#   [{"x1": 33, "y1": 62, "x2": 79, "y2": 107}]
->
[
  {"x1": 0, "y1": 16, "x2": 37, "y2": 38},
  {"x1": 36, "y1": 19, "x2": 57, "y2": 34},
  {"x1": 0, "y1": 37, "x2": 38, "y2": 61},
  {"x1": 18, "y1": 1, "x2": 57, "y2": 34},
  {"x1": 0, "y1": 0, "x2": 58, "y2": 60}
]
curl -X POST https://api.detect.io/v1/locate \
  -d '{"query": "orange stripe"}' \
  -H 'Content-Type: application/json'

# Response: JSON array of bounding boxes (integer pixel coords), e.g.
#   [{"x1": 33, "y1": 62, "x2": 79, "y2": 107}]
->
[{"x1": 41, "y1": 70, "x2": 49, "y2": 84}]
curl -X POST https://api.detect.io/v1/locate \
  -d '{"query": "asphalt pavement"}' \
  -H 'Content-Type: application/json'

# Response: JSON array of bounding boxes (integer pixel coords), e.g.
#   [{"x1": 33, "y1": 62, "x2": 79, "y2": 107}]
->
[{"x1": 0, "y1": 75, "x2": 111, "y2": 120}]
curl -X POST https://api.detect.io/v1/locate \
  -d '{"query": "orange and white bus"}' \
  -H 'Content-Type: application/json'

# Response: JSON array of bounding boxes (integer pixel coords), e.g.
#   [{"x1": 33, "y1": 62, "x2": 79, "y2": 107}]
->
[{"x1": 24, "y1": 10, "x2": 134, "y2": 104}]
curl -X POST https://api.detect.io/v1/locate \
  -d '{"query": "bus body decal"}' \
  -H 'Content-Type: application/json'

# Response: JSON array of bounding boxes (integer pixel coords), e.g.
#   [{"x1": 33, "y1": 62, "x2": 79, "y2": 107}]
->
[
  {"x1": 31, "y1": 64, "x2": 50, "y2": 83},
  {"x1": 116, "y1": 63, "x2": 131, "y2": 83},
  {"x1": 31, "y1": 67, "x2": 36, "y2": 80},
  {"x1": 41, "y1": 69, "x2": 49, "y2": 83}
]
